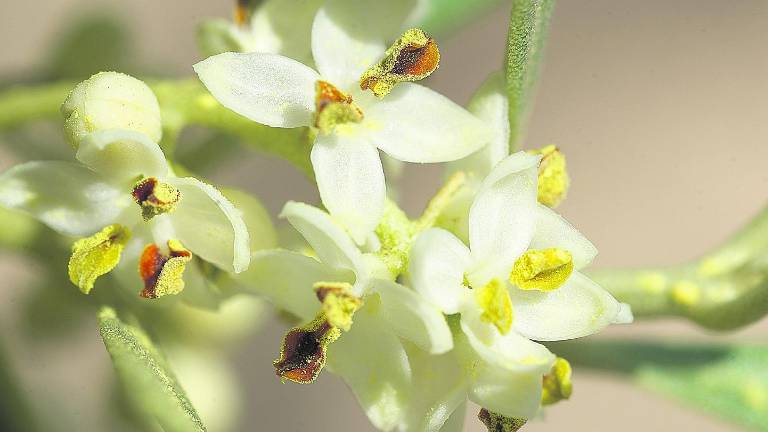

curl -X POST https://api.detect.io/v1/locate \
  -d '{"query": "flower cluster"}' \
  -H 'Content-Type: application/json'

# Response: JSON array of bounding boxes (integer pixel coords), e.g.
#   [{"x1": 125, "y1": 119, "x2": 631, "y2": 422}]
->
[{"x1": 0, "y1": 0, "x2": 632, "y2": 431}]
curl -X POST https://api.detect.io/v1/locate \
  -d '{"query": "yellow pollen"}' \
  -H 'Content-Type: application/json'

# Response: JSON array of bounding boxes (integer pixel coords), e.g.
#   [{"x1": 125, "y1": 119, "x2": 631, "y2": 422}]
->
[
  {"x1": 475, "y1": 279, "x2": 513, "y2": 334},
  {"x1": 313, "y1": 282, "x2": 362, "y2": 332},
  {"x1": 529, "y1": 145, "x2": 570, "y2": 208},
  {"x1": 542, "y1": 357, "x2": 573, "y2": 405},
  {"x1": 510, "y1": 248, "x2": 574, "y2": 291},
  {"x1": 68, "y1": 224, "x2": 131, "y2": 294}
]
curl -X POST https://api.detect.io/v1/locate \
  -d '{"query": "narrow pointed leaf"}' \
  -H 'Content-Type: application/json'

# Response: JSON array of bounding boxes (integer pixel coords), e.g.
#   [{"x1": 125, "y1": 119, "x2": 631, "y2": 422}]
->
[
  {"x1": 551, "y1": 340, "x2": 768, "y2": 430},
  {"x1": 98, "y1": 308, "x2": 206, "y2": 432}
]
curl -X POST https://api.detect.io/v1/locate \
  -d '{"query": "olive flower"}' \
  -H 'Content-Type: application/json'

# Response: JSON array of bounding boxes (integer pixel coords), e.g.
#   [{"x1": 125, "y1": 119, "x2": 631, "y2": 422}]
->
[
  {"x1": 0, "y1": 73, "x2": 250, "y2": 297},
  {"x1": 408, "y1": 151, "x2": 631, "y2": 418},
  {"x1": 194, "y1": 0, "x2": 489, "y2": 243},
  {"x1": 238, "y1": 201, "x2": 452, "y2": 430}
]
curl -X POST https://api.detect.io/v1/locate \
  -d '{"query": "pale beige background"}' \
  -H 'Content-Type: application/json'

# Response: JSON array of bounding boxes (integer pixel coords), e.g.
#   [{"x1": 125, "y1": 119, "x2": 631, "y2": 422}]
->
[{"x1": 1, "y1": 0, "x2": 767, "y2": 431}]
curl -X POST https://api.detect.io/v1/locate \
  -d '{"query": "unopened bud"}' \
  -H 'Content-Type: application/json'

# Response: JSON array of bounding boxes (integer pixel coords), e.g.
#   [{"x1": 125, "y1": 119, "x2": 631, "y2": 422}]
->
[{"x1": 61, "y1": 72, "x2": 162, "y2": 148}]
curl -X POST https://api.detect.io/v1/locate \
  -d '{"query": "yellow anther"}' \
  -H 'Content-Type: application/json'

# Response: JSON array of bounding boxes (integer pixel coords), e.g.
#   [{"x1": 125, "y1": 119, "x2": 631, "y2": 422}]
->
[
  {"x1": 138, "y1": 240, "x2": 192, "y2": 299},
  {"x1": 529, "y1": 145, "x2": 569, "y2": 208},
  {"x1": 360, "y1": 28, "x2": 440, "y2": 98},
  {"x1": 542, "y1": 357, "x2": 573, "y2": 405},
  {"x1": 68, "y1": 224, "x2": 131, "y2": 294},
  {"x1": 510, "y1": 248, "x2": 573, "y2": 291},
  {"x1": 476, "y1": 279, "x2": 513, "y2": 335},
  {"x1": 313, "y1": 80, "x2": 363, "y2": 135},
  {"x1": 313, "y1": 281, "x2": 362, "y2": 332},
  {"x1": 131, "y1": 177, "x2": 181, "y2": 221}
]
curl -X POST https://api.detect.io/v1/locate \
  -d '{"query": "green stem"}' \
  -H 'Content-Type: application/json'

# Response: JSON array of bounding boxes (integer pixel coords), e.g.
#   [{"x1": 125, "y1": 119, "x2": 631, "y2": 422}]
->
[
  {"x1": 0, "y1": 80, "x2": 314, "y2": 177},
  {"x1": 505, "y1": 0, "x2": 555, "y2": 152},
  {"x1": 589, "y1": 205, "x2": 768, "y2": 330}
]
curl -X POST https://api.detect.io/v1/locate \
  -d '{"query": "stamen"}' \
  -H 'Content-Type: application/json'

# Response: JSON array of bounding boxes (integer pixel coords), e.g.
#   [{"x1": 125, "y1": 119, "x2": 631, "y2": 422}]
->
[
  {"x1": 529, "y1": 145, "x2": 570, "y2": 208},
  {"x1": 273, "y1": 313, "x2": 341, "y2": 384},
  {"x1": 360, "y1": 28, "x2": 440, "y2": 98},
  {"x1": 234, "y1": 0, "x2": 257, "y2": 27},
  {"x1": 510, "y1": 248, "x2": 573, "y2": 291},
  {"x1": 475, "y1": 279, "x2": 513, "y2": 335},
  {"x1": 68, "y1": 224, "x2": 131, "y2": 294},
  {"x1": 477, "y1": 408, "x2": 527, "y2": 432},
  {"x1": 313, "y1": 80, "x2": 363, "y2": 135},
  {"x1": 138, "y1": 239, "x2": 192, "y2": 299},
  {"x1": 541, "y1": 357, "x2": 573, "y2": 405},
  {"x1": 132, "y1": 177, "x2": 181, "y2": 221},
  {"x1": 314, "y1": 282, "x2": 362, "y2": 332}
]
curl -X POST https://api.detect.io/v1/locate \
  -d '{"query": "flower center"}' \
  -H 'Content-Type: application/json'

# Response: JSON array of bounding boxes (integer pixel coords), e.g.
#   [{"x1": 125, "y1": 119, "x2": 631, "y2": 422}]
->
[
  {"x1": 542, "y1": 357, "x2": 573, "y2": 406},
  {"x1": 132, "y1": 176, "x2": 181, "y2": 221},
  {"x1": 138, "y1": 239, "x2": 192, "y2": 299},
  {"x1": 313, "y1": 80, "x2": 363, "y2": 135},
  {"x1": 314, "y1": 281, "x2": 362, "y2": 332},
  {"x1": 475, "y1": 279, "x2": 513, "y2": 335},
  {"x1": 360, "y1": 28, "x2": 440, "y2": 98},
  {"x1": 510, "y1": 248, "x2": 574, "y2": 291}
]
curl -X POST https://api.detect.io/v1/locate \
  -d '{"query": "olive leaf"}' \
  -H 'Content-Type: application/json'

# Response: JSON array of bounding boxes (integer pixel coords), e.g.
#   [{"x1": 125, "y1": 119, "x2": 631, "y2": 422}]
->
[{"x1": 98, "y1": 307, "x2": 206, "y2": 432}]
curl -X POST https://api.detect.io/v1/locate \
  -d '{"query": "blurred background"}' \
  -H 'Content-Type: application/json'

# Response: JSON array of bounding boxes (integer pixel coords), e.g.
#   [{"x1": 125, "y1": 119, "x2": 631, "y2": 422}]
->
[{"x1": 1, "y1": 0, "x2": 767, "y2": 430}]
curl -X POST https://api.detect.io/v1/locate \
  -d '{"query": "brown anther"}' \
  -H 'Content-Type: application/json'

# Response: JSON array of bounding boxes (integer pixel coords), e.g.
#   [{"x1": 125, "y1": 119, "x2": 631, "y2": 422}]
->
[
  {"x1": 360, "y1": 28, "x2": 440, "y2": 98},
  {"x1": 132, "y1": 177, "x2": 181, "y2": 221},
  {"x1": 478, "y1": 408, "x2": 527, "y2": 432},
  {"x1": 138, "y1": 240, "x2": 192, "y2": 299},
  {"x1": 273, "y1": 313, "x2": 341, "y2": 384},
  {"x1": 234, "y1": 0, "x2": 257, "y2": 26}
]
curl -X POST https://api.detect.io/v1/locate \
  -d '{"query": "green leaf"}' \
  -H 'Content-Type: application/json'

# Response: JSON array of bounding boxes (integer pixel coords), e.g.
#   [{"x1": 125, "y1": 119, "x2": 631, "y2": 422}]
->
[
  {"x1": 505, "y1": 0, "x2": 555, "y2": 151},
  {"x1": 98, "y1": 307, "x2": 206, "y2": 432},
  {"x1": 551, "y1": 340, "x2": 768, "y2": 430}
]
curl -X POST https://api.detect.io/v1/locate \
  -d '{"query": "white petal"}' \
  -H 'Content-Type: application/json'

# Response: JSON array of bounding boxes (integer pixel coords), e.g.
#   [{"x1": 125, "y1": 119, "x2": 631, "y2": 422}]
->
[
  {"x1": 446, "y1": 71, "x2": 509, "y2": 177},
  {"x1": 509, "y1": 272, "x2": 623, "y2": 341},
  {"x1": 238, "y1": 250, "x2": 347, "y2": 321},
  {"x1": 76, "y1": 129, "x2": 169, "y2": 182},
  {"x1": 468, "y1": 151, "x2": 540, "y2": 277},
  {"x1": 401, "y1": 347, "x2": 467, "y2": 432},
  {"x1": 0, "y1": 161, "x2": 133, "y2": 236},
  {"x1": 311, "y1": 0, "x2": 420, "y2": 89},
  {"x1": 165, "y1": 177, "x2": 250, "y2": 273},
  {"x1": 369, "y1": 279, "x2": 453, "y2": 354},
  {"x1": 615, "y1": 303, "x2": 634, "y2": 324},
  {"x1": 279, "y1": 201, "x2": 366, "y2": 277},
  {"x1": 193, "y1": 52, "x2": 318, "y2": 128},
  {"x1": 311, "y1": 4, "x2": 386, "y2": 89},
  {"x1": 327, "y1": 308, "x2": 411, "y2": 431},
  {"x1": 311, "y1": 134, "x2": 385, "y2": 245},
  {"x1": 244, "y1": 0, "x2": 323, "y2": 62},
  {"x1": 459, "y1": 310, "x2": 554, "y2": 373},
  {"x1": 365, "y1": 84, "x2": 489, "y2": 163},
  {"x1": 531, "y1": 204, "x2": 598, "y2": 270},
  {"x1": 468, "y1": 364, "x2": 545, "y2": 420},
  {"x1": 409, "y1": 228, "x2": 471, "y2": 314}
]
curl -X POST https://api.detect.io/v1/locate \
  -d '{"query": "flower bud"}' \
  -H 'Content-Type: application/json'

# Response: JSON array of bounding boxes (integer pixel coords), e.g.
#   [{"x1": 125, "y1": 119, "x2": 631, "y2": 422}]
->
[{"x1": 61, "y1": 72, "x2": 162, "y2": 148}]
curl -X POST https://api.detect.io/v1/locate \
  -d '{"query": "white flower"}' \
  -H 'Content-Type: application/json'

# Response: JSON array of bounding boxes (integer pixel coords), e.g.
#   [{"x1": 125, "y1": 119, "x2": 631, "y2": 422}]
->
[
  {"x1": 0, "y1": 128, "x2": 250, "y2": 295},
  {"x1": 194, "y1": 0, "x2": 489, "y2": 244},
  {"x1": 237, "y1": 201, "x2": 452, "y2": 430},
  {"x1": 408, "y1": 151, "x2": 631, "y2": 419}
]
